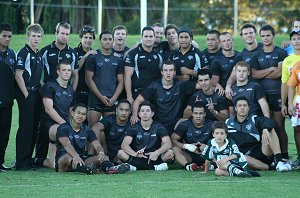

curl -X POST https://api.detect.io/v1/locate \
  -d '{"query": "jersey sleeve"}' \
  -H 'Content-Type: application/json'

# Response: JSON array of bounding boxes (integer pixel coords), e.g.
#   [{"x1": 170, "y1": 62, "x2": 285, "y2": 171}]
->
[
  {"x1": 158, "y1": 125, "x2": 169, "y2": 138},
  {"x1": 254, "y1": 115, "x2": 275, "y2": 132},
  {"x1": 229, "y1": 139, "x2": 241, "y2": 158},
  {"x1": 249, "y1": 54, "x2": 260, "y2": 69},
  {"x1": 56, "y1": 123, "x2": 71, "y2": 139},
  {"x1": 217, "y1": 96, "x2": 229, "y2": 111},
  {"x1": 253, "y1": 82, "x2": 266, "y2": 100},
  {"x1": 87, "y1": 129, "x2": 98, "y2": 143},
  {"x1": 15, "y1": 49, "x2": 26, "y2": 70},
  {"x1": 140, "y1": 82, "x2": 157, "y2": 101},
  {"x1": 173, "y1": 121, "x2": 187, "y2": 138},
  {"x1": 116, "y1": 59, "x2": 124, "y2": 74},
  {"x1": 99, "y1": 115, "x2": 113, "y2": 134},
  {"x1": 84, "y1": 55, "x2": 96, "y2": 72},
  {"x1": 41, "y1": 82, "x2": 55, "y2": 99},
  {"x1": 125, "y1": 124, "x2": 137, "y2": 137},
  {"x1": 71, "y1": 50, "x2": 79, "y2": 70},
  {"x1": 124, "y1": 49, "x2": 135, "y2": 68},
  {"x1": 278, "y1": 48, "x2": 287, "y2": 62},
  {"x1": 188, "y1": 92, "x2": 198, "y2": 106},
  {"x1": 210, "y1": 59, "x2": 221, "y2": 75},
  {"x1": 287, "y1": 66, "x2": 299, "y2": 87}
]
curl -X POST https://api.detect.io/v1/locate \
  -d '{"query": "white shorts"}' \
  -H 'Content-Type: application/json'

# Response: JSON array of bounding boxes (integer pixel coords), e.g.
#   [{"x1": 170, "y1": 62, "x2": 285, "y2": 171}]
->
[{"x1": 291, "y1": 95, "x2": 300, "y2": 127}]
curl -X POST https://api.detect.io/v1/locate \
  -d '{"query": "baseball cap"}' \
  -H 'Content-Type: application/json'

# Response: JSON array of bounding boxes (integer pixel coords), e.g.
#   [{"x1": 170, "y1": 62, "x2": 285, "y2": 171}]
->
[
  {"x1": 178, "y1": 26, "x2": 193, "y2": 39},
  {"x1": 290, "y1": 29, "x2": 300, "y2": 39}
]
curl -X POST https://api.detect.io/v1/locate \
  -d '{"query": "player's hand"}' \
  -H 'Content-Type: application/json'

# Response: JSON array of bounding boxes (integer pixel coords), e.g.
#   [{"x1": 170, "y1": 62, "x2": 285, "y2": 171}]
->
[
  {"x1": 86, "y1": 50, "x2": 97, "y2": 56},
  {"x1": 195, "y1": 142, "x2": 206, "y2": 153},
  {"x1": 130, "y1": 115, "x2": 140, "y2": 125},
  {"x1": 206, "y1": 98, "x2": 215, "y2": 113},
  {"x1": 177, "y1": 74, "x2": 190, "y2": 81},
  {"x1": 281, "y1": 40, "x2": 290, "y2": 48},
  {"x1": 281, "y1": 105, "x2": 288, "y2": 117},
  {"x1": 183, "y1": 143, "x2": 198, "y2": 153},
  {"x1": 98, "y1": 152, "x2": 109, "y2": 162},
  {"x1": 288, "y1": 104, "x2": 296, "y2": 117},
  {"x1": 180, "y1": 67, "x2": 190, "y2": 75},
  {"x1": 216, "y1": 158, "x2": 228, "y2": 168},
  {"x1": 225, "y1": 86, "x2": 233, "y2": 100},
  {"x1": 108, "y1": 96, "x2": 117, "y2": 106},
  {"x1": 127, "y1": 97, "x2": 134, "y2": 105},
  {"x1": 145, "y1": 151, "x2": 159, "y2": 164},
  {"x1": 261, "y1": 130, "x2": 270, "y2": 145},
  {"x1": 99, "y1": 95, "x2": 111, "y2": 107},
  {"x1": 72, "y1": 155, "x2": 84, "y2": 169},
  {"x1": 214, "y1": 84, "x2": 224, "y2": 96}
]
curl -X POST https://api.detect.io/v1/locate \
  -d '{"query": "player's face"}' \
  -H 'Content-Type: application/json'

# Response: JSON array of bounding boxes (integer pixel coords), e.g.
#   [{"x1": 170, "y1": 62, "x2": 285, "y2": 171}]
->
[
  {"x1": 113, "y1": 29, "x2": 127, "y2": 45},
  {"x1": 57, "y1": 64, "x2": 72, "y2": 81},
  {"x1": 213, "y1": 128, "x2": 227, "y2": 144},
  {"x1": 198, "y1": 74, "x2": 211, "y2": 91},
  {"x1": 72, "y1": 106, "x2": 87, "y2": 124},
  {"x1": 235, "y1": 66, "x2": 249, "y2": 82},
  {"x1": 0, "y1": 30, "x2": 12, "y2": 49},
  {"x1": 153, "y1": 26, "x2": 164, "y2": 44},
  {"x1": 206, "y1": 34, "x2": 219, "y2": 50},
  {"x1": 101, "y1": 34, "x2": 113, "y2": 50},
  {"x1": 293, "y1": 21, "x2": 300, "y2": 31},
  {"x1": 142, "y1": 30, "x2": 155, "y2": 47},
  {"x1": 166, "y1": 28, "x2": 178, "y2": 44},
  {"x1": 219, "y1": 34, "x2": 233, "y2": 51},
  {"x1": 291, "y1": 34, "x2": 300, "y2": 50},
  {"x1": 192, "y1": 107, "x2": 206, "y2": 126},
  {"x1": 56, "y1": 27, "x2": 70, "y2": 44},
  {"x1": 81, "y1": 33, "x2": 94, "y2": 49},
  {"x1": 138, "y1": 105, "x2": 154, "y2": 121},
  {"x1": 260, "y1": 30, "x2": 274, "y2": 47},
  {"x1": 28, "y1": 31, "x2": 42, "y2": 49},
  {"x1": 241, "y1": 28, "x2": 256, "y2": 45},
  {"x1": 179, "y1": 32, "x2": 192, "y2": 49},
  {"x1": 161, "y1": 64, "x2": 176, "y2": 81},
  {"x1": 235, "y1": 100, "x2": 249, "y2": 117},
  {"x1": 116, "y1": 102, "x2": 131, "y2": 122}
]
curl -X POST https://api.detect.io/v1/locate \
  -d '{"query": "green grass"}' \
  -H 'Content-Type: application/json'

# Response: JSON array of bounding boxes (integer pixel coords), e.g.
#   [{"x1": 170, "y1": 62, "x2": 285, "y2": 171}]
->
[{"x1": 1, "y1": 34, "x2": 298, "y2": 197}]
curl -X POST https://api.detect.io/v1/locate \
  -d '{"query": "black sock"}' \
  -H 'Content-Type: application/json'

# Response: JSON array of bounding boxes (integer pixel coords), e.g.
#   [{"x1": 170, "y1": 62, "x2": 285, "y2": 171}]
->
[
  {"x1": 282, "y1": 153, "x2": 289, "y2": 161},
  {"x1": 99, "y1": 161, "x2": 114, "y2": 172},
  {"x1": 227, "y1": 164, "x2": 243, "y2": 176},
  {"x1": 274, "y1": 153, "x2": 283, "y2": 164},
  {"x1": 34, "y1": 158, "x2": 46, "y2": 167},
  {"x1": 127, "y1": 157, "x2": 153, "y2": 170},
  {"x1": 74, "y1": 164, "x2": 88, "y2": 173},
  {"x1": 268, "y1": 164, "x2": 276, "y2": 170}
]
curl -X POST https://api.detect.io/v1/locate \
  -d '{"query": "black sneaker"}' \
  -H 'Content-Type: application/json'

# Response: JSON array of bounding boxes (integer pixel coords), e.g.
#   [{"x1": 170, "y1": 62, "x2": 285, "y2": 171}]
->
[
  {"x1": 0, "y1": 165, "x2": 12, "y2": 171},
  {"x1": 236, "y1": 171, "x2": 252, "y2": 177},
  {"x1": 106, "y1": 164, "x2": 129, "y2": 174},
  {"x1": 75, "y1": 164, "x2": 96, "y2": 175},
  {"x1": 246, "y1": 170, "x2": 261, "y2": 177}
]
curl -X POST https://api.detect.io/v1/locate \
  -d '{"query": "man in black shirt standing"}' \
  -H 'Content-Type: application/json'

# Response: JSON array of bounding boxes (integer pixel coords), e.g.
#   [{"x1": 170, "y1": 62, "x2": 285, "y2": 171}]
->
[
  {"x1": 203, "y1": 30, "x2": 222, "y2": 67},
  {"x1": 0, "y1": 23, "x2": 16, "y2": 172}
]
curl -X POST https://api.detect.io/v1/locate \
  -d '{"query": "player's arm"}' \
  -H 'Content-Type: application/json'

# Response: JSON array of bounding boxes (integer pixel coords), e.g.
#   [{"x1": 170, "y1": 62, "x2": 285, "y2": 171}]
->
[
  {"x1": 225, "y1": 68, "x2": 236, "y2": 100},
  {"x1": 110, "y1": 73, "x2": 124, "y2": 105},
  {"x1": 154, "y1": 135, "x2": 172, "y2": 155},
  {"x1": 58, "y1": 136, "x2": 84, "y2": 166},
  {"x1": 265, "y1": 62, "x2": 282, "y2": 79},
  {"x1": 212, "y1": 109, "x2": 229, "y2": 121},
  {"x1": 258, "y1": 97, "x2": 270, "y2": 118},
  {"x1": 15, "y1": 69, "x2": 29, "y2": 98},
  {"x1": 251, "y1": 67, "x2": 276, "y2": 79},
  {"x1": 78, "y1": 51, "x2": 97, "y2": 70},
  {"x1": 288, "y1": 85, "x2": 297, "y2": 116},
  {"x1": 121, "y1": 136, "x2": 138, "y2": 157},
  {"x1": 43, "y1": 97, "x2": 66, "y2": 124},
  {"x1": 171, "y1": 133, "x2": 185, "y2": 149},
  {"x1": 281, "y1": 83, "x2": 289, "y2": 116},
  {"x1": 131, "y1": 94, "x2": 145, "y2": 124},
  {"x1": 183, "y1": 105, "x2": 192, "y2": 119},
  {"x1": 124, "y1": 66, "x2": 134, "y2": 104},
  {"x1": 180, "y1": 67, "x2": 198, "y2": 77}
]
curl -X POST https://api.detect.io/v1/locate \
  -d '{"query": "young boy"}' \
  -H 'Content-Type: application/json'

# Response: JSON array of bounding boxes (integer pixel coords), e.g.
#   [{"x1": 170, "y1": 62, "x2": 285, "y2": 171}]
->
[{"x1": 202, "y1": 121, "x2": 260, "y2": 177}]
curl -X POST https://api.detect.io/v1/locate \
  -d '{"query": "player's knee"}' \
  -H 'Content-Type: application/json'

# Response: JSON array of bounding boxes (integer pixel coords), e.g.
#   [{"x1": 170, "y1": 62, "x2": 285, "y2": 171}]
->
[
  {"x1": 163, "y1": 149, "x2": 174, "y2": 161},
  {"x1": 172, "y1": 146, "x2": 182, "y2": 154},
  {"x1": 215, "y1": 168, "x2": 226, "y2": 176},
  {"x1": 117, "y1": 149, "x2": 129, "y2": 161}
]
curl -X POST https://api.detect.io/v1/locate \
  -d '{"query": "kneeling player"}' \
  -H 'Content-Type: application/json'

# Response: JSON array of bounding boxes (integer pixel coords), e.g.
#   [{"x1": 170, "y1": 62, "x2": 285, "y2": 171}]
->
[
  {"x1": 55, "y1": 103, "x2": 129, "y2": 174},
  {"x1": 118, "y1": 101, "x2": 174, "y2": 171}
]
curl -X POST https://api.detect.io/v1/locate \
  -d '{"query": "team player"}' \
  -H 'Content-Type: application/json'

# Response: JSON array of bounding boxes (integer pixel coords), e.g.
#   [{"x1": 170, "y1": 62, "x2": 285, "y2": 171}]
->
[
  {"x1": 202, "y1": 121, "x2": 256, "y2": 177},
  {"x1": 0, "y1": 23, "x2": 16, "y2": 172},
  {"x1": 172, "y1": 101, "x2": 212, "y2": 171},
  {"x1": 112, "y1": 25, "x2": 129, "y2": 59},
  {"x1": 40, "y1": 22, "x2": 78, "y2": 88},
  {"x1": 118, "y1": 101, "x2": 174, "y2": 171},
  {"x1": 226, "y1": 96, "x2": 291, "y2": 171},
  {"x1": 229, "y1": 61, "x2": 270, "y2": 117},
  {"x1": 250, "y1": 25, "x2": 289, "y2": 162},
  {"x1": 170, "y1": 26, "x2": 209, "y2": 81},
  {"x1": 73, "y1": 25, "x2": 97, "y2": 106},
  {"x1": 55, "y1": 103, "x2": 129, "y2": 174},
  {"x1": 35, "y1": 61, "x2": 74, "y2": 168},
  {"x1": 281, "y1": 17, "x2": 300, "y2": 55},
  {"x1": 124, "y1": 26, "x2": 163, "y2": 103},
  {"x1": 152, "y1": 23, "x2": 164, "y2": 54},
  {"x1": 15, "y1": 24, "x2": 44, "y2": 171},
  {"x1": 91, "y1": 99, "x2": 131, "y2": 164},
  {"x1": 203, "y1": 30, "x2": 222, "y2": 67},
  {"x1": 183, "y1": 69, "x2": 229, "y2": 121},
  {"x1": 85, "y1": 31, "x2": 124, "y2": 127},
  {"x1": 161, "y1": 24, "x2": 180, "y2": 60}
]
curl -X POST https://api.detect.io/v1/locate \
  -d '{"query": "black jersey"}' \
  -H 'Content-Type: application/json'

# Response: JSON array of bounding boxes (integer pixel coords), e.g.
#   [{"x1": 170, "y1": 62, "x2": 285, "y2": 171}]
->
[
  {"x1": 112, "y1": 46, "x2": 130, "y2": 59},
  {"x1": 125, "y1": 121, "x2": 169, "y2": 153},
  {"x1": 100, "y1": 114, "x2": 130, "y2": 157},
  {"x1": 41, "y1": 80, "x2": 74, "y2": 122},
  {"x1": 160, "y1": 41, "x2": 177, "y2": 60},
  {"x1": 170, "y1": 46, "x2": 209, "y2": 81},
  {"x1": 124, "y1": 44, "x2": 163, "y2": 90},
  {"x1": 174, "y1": 119, "x2": 212, "y2": 144},
  {"x1": 40, "y1": 41, "x2": 78, "y2": 83},
  {"x1": 210, "y1": 51, "x2": 239, "y2": 88},
  {"x1": 202, "y1": 48, "x2": 222, "y2": 67},
  {"x1": 231, "y1": 81, "x2": 265, "y2": 116},
  {"x1": 249, "y1": 46, "x2": 287, "y2": 94},
  {"x1": 16, "y1": 44, "x2": 43, "y2": 87},
  {"x1": 0, "y1": 47, "x2": 16, "y2": 107},
  {"x1": 188, "y1": 90, "x2": 228, "y2": 121},
  {"x1": 56, "y1": 122, "x2": 97, "y2": 157},
  {"x1": 235, "y1": 43, "x2": 263, "y2": 63},
  {"x1": 226, "y1": 115, "x2": 274, "y2": 153},
  {"x1": 85, "y1": 50, "x2": 123, "y2": 97},
  {"x1": 141, "y1": 80, "x2": 196, "y2": 134}
]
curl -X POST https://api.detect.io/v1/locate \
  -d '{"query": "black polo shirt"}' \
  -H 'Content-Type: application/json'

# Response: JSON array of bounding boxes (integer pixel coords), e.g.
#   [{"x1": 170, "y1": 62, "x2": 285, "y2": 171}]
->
[{"x1": 202, "y1": 48, "x2": 222, "y2": 67}]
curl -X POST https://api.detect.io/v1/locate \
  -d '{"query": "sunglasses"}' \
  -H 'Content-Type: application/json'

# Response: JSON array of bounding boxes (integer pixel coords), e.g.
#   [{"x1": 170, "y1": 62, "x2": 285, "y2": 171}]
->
[{"x1": 81, "y1": 27, "x2": 95, "y2": 33}]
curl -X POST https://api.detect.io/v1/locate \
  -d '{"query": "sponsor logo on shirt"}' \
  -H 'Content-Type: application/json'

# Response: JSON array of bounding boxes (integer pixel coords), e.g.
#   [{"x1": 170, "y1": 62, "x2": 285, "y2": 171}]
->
[
  {"x1": 188, "y1": 55, "x2": 193, "y2": 60},
  {"x1": 246, "y1": 124, "x2": 252, "y2": 130},
  {"x1": 139, "y1": 56, "x2": 145, "y2": 58},
  {"x1": 49, "y1": 53, "x2": 56, "y2": 56},
  {"x1": 66, "y1": 54, "x2": 71, "y2": 59}
]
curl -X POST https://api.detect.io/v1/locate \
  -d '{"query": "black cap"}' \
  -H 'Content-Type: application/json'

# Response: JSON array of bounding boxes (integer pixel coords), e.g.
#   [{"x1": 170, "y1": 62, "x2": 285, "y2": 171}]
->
[
  {"x1": 290, "y1": 29, "x2": 300, "y2": 39},
  {"x1": 178, "y1": 26, "x2": 193, "y2": 38}
]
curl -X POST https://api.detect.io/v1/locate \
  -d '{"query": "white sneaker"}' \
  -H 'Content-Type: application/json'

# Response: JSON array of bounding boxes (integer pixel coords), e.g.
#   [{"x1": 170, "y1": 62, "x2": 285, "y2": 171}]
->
[
  {"x1": 276, "y1": 161, "x2": 289, "y2": 172},
  {"x1": 128, "y1": 164, "x2": 137, "y2": 171},
  {"x1": 154, "y1": 163, "x2": 168, "y2": 171},
  {"x1": 285, "y1": 162, "x2": 292, "y2": 171}
]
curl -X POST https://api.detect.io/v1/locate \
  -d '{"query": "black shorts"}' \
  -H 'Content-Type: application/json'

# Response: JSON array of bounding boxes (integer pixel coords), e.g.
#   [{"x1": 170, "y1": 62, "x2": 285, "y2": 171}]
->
[
  {"x1": 41, "y1": 118, "x2": 57, "y2": 135},
  {"x1": 244, "y1": 144, "x2": 274, "y2": 165},
  {"x1": 186, "y1": 150, "x2": 205, "y2": 166},
  {"x1": 88, "y1": 94, "x2": 116, "y2": 113},
  {"x1": 74, "y1": 89, "x2": 89, "y2": 106},
  {"x1": 266, "y1": 94, "x2": 281, "y2": 112}
]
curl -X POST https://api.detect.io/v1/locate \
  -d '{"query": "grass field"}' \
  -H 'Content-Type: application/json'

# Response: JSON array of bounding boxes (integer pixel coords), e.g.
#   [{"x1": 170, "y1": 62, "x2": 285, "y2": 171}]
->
[{"x1": 1, "y1": 34, "x2": 299, "y2": 198}]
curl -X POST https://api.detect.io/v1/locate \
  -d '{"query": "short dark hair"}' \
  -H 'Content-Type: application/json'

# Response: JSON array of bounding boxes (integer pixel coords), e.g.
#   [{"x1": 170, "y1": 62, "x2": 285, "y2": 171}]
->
[
  {"x1": 161, "y1": 60, "x2": 176, "y2": 71},
  {"x1": 259, "y1": 24, "x2": 275, "y2": 36},
  {"x1": 57, "y1": 60, "x2": 71, "y2": 70},
  {"x1": 79, "y1": 25, "x2": 95, "y2": 39},
  {"x1": 99, "y1": 30, "x2": 113, "y2": 40},
  {"x1": 0, "y1": 23, "x2": 13, "y2": 33},
  {"x1": 112, "y1": 25, "x2": 128, "y2": 36},
  {"x1": 56, "y1": 22, "x2": 70, "y2": 33},
  {"x1": 207, "y1": 29, "x2": 220, "y2": 38},
  {"x1": 191, "y1": 101, "x2": 206, "y2": 112},
  {"x1": 153, "y1": 23, "x2": 163, "y2": 28},
  {"x1": 141, "y1": 26, "x2": 155, "y2": 36},
  {"x1": 138, "y1": 101, "x2": 155, "y2": 113},
  {"x1": 240, "y1": 23, "x2": 256, "y2": 36},
  {"x1": 235, "y1": 61, "x2": 250, "y2": 71},
  {"x1": 117, "y1": 99, "x2": 131, "y2": 109},
  {"x1": 72, "y1": 103, "x2": 87, "y2": 112},
  {"x1": 234, "y1": 96, "x2": 249, "y2": 106},
  {"x1": 212, "y1": 121, "x2": 228, "y2": 134},
  {"x1": 164, "y1": 24, "x2": 178, "y2": 37},
  {"x1": 197, "y1": 69, "x2": 212, "y2": 79}
]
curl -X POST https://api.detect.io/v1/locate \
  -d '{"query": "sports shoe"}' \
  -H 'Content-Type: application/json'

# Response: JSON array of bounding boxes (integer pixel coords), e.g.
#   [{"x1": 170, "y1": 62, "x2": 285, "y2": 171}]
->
[
  {"x1": 276, "y1": 161, "x2": 289, "y2": 172},
  {"x1": 124, "y1": 163, "x2": 137, "y2": 171},
  {"x1": 285, "y1": 162, "x2": 292, "y2": 171},
  {"x1": 246, "y1": 170, "x2": 261, "y2": 177},
  {"x1": 291, "y1": 159, "x2": 300, "y2": 169},
  {"x1": 236, "y1": 171, "x2": 252, "y2": 177},
  {"x1": 186, "y1": 163, "x2": 199, "y2": 171},
  {"x1": 154, "y1": 163, "x2": 168, "y2": 171},
  {"x1": 106, "y1": 164, "x2": 129, "y2": 174}
]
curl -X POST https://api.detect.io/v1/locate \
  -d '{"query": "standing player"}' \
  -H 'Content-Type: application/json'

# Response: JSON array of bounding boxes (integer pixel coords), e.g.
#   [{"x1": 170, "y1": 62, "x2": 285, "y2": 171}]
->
[
  {"x1": 172, "y1": 101, "x2": 212, "y2": 171},
  {"x1": 161, "y1": 24, "x2": 180, "y2": 60},
  {"x1": 203, "y1": 30, "x2": 222, "y2": 67},
  {"x1": 124, "y1": 26, "x2": 163, "y2": 103},
  {"x1": 112, "y1": 25, "x2": 129, "y2": 59},
  {"x1": 250, "y1": 25, "x2": 289, "y2": 162},
  {"x1": 0, "y1": 23, "x2": 16, "y2": 171},
  {"x1": 152, "y1": 23, "x2": 164, "y2": 54},
  {"x1": 73, "y1": 25, "x2": 97, "y2": 106},
  {"x1": 282, "y1": 17, "x2": 300, "y2": 55},
  {"x1": 118, "y1": 101, "x2": 174, "y2": 171},
  {"x1": 85, "y1": 31, "x2": 124, "y2": 127},
  {"x1": 92, "y1": 99, "x2": 131, "y2": 164},
  {"x1": 15, "y1": 24, "x2": 44, "y2": 171}
]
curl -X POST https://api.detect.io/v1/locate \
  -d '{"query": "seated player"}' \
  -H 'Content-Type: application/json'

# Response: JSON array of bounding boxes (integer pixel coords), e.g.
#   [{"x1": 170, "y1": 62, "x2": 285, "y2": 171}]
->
[
  {"x1": 118, "y1": 101, "x2": 174, "y2": 171},
  {"x1": 172, "y1": 101, "x2": 212, "y2": 171}
]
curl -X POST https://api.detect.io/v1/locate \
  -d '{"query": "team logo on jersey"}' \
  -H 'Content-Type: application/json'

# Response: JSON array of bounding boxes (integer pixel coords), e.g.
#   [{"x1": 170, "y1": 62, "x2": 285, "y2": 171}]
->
[
  {"x1": 31, "y1": 57, "x2": 35, "y2": 60},
  {"x1": 117, "y1": 128, "x2": 124, "y2": 133},
  {"x1": 187, "y1": 131, "x2": 193, "y2": 137},
  {"x1": 165, "y1": 91, "x2": 170, "y2": 95},
  {"x1": 188, "y1": 55, "x2": 193, "y2": 60},
  {"x1": 110, "y1": 131, "x2": 116, "y2": 136},
  {"x1": 229, "y1": 59, "x2": 234, "y2": 63},
  {"x1": 17, "y1": 58, "x2": 23, "y2": 65},
  {"x1": 66, "y1": 54, "x2": 71, "y2": 59},
  {"x1": 272, "y1": 56, "x2": 279, "y2": 60},
  {"x1": 246, "y1": 124, "x2": 252, "y2": 130},
  {"x1": 136, "y1": 133, "x2": 143, "y2": 140},
  {"x1": 223, "y1": 149, "x2": 230, "y2": 154},
  {"x1": 173, "y1": 56, "x2": 179, "y2": 60},
  {"x1": 139, "y1": 56, "x2": 145, "y2": 58},
  {"x1": 222, "y1": 64, "x2": 229, "y2": 68},
  {"x1": 148, "y1": 59, "x2": 151, "y2": 62},
  {"x1": 181, "y1": 60, "x2": 184, "y2": 63},
  {"x1": 104, "y1": 58, "x2": 110, "y2": 62},
  {"x1": 238, "y1": 88, "x2": 244, "y2": 92},
  {"x1": 153, "y1": 55, "x2": 157, "y2": 59},
  {"x1": 56, "y1": 92, "x2": 61, "y2": 97},
  {"x1": 63, "y1": 91, "x2": 68, "y2": 95},
  {"x1": 246, "y1": 88, "x2": 252, "y2": 91},
  {"x1": 265, "y1": 55, "x2": 271, "y2": 59},
  {"x1": 212, "y1": 146, "x2": 218, "y2": 154},
  {"x1": 125, "y1": 57, "x2": 131, "y2": 63},
  {"x1": 9, "y1": 59, "x2": 15, "y2": 64}
]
